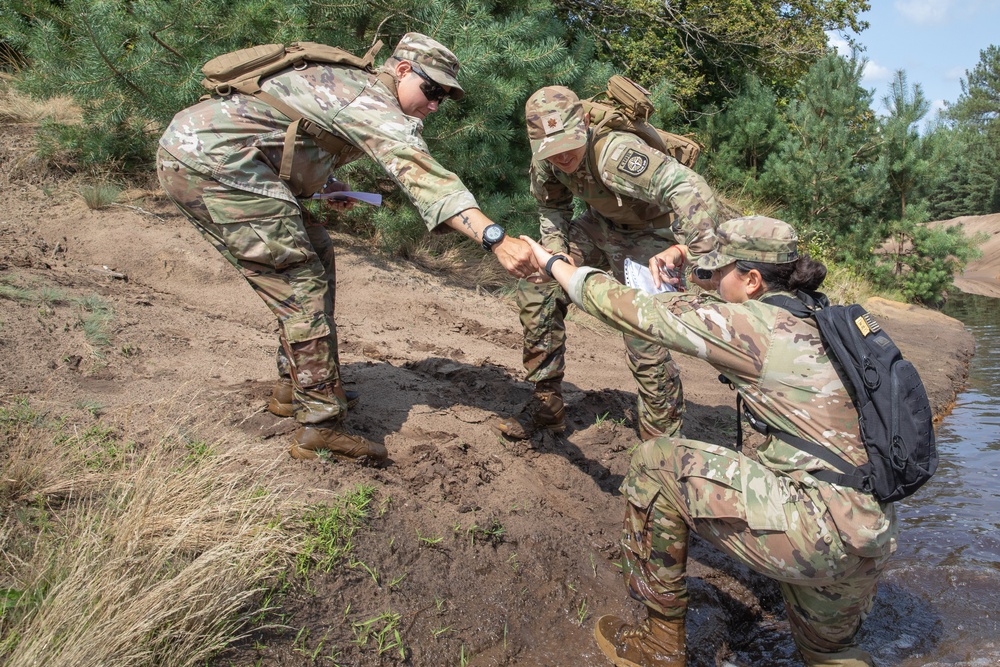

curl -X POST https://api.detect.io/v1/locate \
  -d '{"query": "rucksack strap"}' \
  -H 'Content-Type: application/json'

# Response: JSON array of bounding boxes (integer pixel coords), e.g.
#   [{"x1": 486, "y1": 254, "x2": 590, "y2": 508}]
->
[
  {"x1": 236, "y1": 85, "x2": 349, "y2": 196},
  {"x1": 736, "y1": 391, "x2": 868, "y2": 492}
]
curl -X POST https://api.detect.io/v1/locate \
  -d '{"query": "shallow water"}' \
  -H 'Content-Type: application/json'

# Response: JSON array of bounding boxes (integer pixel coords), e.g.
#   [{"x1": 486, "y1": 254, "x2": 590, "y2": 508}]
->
[{"x1": 879, "y1": 292, "x2": 1000, "y2": 665}]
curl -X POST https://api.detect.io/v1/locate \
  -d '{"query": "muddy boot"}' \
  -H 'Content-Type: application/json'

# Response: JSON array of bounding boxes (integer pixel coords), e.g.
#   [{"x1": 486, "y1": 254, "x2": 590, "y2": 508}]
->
[
  {"x1": 493, "y1": 383, "x2": 565, "y2": 440},
  {"x1": 289, "y1": 421, "x2": 387, "y2": 462},
  {"x1": 594, "y1": 609, "x2": 686, "y2": 667},
  {"x1": 798, "y1": 646, "x2": 874, "y2": 666},
  {"x1": 267, "y1": 379, "x2": 359, "y2": 418}
]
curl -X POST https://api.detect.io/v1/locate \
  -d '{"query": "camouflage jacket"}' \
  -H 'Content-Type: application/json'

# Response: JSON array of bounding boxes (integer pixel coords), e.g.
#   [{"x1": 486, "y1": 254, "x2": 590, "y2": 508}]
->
[
  {"x1": 528, "y1": 131, "x2": 719, "y2": 257},
  {"x1": 568, "y1": 269, "x2": 896, "y2": 555},
  {"x1": 158, "y1": 64, "x2": 478, "y2": 231}
]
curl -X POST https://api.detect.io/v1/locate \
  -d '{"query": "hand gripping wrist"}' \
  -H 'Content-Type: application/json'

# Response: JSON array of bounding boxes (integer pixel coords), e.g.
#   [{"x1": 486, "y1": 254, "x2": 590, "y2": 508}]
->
[{"x1": 545, "y1": 254, "x2": 570, "y2": 277}]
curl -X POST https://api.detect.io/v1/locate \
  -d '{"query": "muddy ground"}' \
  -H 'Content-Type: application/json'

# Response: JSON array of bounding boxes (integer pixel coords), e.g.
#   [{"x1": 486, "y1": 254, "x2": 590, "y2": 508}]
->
[{"x1": 0, "y1": 122, "x2": 980, "y2": 666}]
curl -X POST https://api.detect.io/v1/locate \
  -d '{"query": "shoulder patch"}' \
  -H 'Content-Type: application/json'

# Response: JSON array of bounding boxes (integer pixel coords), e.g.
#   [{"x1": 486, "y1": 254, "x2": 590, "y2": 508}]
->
[{"x1": 617, "y1": 148, "x2": 648, "y2": 176}]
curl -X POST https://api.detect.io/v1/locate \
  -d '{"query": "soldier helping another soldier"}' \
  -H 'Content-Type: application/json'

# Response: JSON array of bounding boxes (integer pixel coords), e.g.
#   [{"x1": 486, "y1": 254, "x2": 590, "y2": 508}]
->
[
  {"x1": 157, "y1": 33, "x2": 534, "y2": 462},
  {"x1": 494, "y1": 86, "x2": 720, "y2": 442},
  {"x1": 520, "y1": 217, "x2": 893, "y2": 667}
]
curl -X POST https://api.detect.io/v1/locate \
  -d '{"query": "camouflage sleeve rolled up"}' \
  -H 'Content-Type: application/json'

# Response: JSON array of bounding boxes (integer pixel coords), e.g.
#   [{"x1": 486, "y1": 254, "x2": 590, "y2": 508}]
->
[
  {"x1": 528, "y1": 157, "x2": 574, "y2": 253},
  {"x1": 567, "y1": 268, "x2": 870, "y2": 473},
  {"x1": 159, "y1": 64, "x2": 478, "y2": 232},
  {"x1": 288, "y1": 68, "x2": 479, "y2": 231},
  {"x1": 596, "y1": 132, "x2": 719, "y2": 257}
]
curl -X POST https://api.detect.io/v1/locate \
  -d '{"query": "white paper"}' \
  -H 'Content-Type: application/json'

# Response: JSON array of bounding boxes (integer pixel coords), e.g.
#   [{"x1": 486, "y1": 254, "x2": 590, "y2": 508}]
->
[
  {"x1": 624, "y1": 257, "x2": 677, "y2": 294},
  {"x1": 311, "y1": 191, "x2": 383, "y2": 206}
]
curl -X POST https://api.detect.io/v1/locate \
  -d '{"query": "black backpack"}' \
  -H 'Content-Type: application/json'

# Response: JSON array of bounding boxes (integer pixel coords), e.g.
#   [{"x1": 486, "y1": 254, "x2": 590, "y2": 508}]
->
[{"x1": 733, "y1": 291, "x2": 937, "y2": 502}]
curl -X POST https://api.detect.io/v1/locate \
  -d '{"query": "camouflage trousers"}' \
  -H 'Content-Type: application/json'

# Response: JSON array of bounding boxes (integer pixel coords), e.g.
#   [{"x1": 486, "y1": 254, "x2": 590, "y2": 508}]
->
[
  {"x1": 157, "y1": 148, "x2": 346, "y2": 424},
  {"x1": 619, "y1": 437, "x2": 893, "y2": 655},
  {"x1": 517, "y1": 210, "x2": 683, "y2": 436}
]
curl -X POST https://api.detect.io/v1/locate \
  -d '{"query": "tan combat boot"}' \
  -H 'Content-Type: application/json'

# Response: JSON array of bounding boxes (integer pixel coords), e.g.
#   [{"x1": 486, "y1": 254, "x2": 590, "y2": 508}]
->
[
  {"x1": 289, "y1": 422, "x2": 387, "y2": 461},
  {"x1": 594, "y1": 609, "x2": 686, "y2": 667},
  {"x1": 267, "y1": 379, "x2": 359, "y2": 418},
  {"x1": 493, "y1": 383, "x2": 565, "y2": 440},
  {"x1": 798, "y1": 645, "x2": 875, "y2": 666}
]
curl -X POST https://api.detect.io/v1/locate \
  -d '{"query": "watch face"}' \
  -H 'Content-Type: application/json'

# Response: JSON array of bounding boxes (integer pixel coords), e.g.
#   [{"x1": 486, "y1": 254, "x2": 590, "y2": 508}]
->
[{"x1": 485, "y1": 226, "x2": 503, "y2": 242}]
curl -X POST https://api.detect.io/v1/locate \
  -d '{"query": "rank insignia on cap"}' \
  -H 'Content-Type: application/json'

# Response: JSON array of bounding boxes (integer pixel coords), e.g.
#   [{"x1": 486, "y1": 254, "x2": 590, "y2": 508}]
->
[
  {"x1": 617, "y1": 148, "x2": 649, "y2": 176},
  {"x1": 542, "y1": 112, "x2": 565, "y2": 135}
]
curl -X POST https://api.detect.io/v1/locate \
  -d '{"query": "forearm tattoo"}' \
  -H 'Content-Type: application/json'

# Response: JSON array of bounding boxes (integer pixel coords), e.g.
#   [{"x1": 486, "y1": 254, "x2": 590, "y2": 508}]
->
[{"x1": 459, "y1": 212, "x2": 478, "y2": 239}]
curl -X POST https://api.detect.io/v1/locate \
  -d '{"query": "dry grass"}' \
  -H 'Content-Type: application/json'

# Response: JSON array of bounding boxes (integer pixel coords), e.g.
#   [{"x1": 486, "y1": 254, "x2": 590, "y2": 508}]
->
[
  {"x1": 0, "y1": 73, "x2": 81, "y2": 126},
  {"x1": 402, "y1": 235, "x2": 510, "y2": 290},
  {"x1": 77, "y1": 182, "x2": 123, "y2": 210},
  {"x1": 0, "y1": 398, "x2": 297, "y2": 667}
]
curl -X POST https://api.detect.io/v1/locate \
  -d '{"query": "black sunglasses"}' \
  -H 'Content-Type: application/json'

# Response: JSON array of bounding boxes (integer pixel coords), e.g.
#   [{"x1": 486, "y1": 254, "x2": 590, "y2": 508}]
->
[
  {"x1": 409, "y1": 63, "x2": 449, "y2": 103},
  {"x1": 694, "y1": 267, "x2": 714, "y2": 281}
]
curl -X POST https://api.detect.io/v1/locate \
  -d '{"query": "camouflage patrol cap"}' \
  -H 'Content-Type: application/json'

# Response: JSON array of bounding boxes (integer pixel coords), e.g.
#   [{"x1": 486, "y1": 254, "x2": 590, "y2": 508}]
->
[
  {"x1": 392, "y1": 32, "x2": 465, "y2": 101},
  {"x1": 525, "y1": 86, "x2": 588, "y2": 161},
  {"x1": 696, "y1": 216, "x2": 799, "y2": 270}
]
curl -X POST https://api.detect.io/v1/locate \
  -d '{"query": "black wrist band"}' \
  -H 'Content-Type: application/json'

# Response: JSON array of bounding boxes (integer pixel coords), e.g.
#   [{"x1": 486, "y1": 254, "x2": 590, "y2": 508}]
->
[{"x1": 545, "y1": 254, "x2": 570, "y2": 277}]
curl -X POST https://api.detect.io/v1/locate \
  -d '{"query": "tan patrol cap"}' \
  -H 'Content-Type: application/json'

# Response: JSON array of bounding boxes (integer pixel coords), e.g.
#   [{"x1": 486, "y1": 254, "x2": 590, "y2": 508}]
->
[
  {"x1": 525, "y1": 86, "x2": 588, "y2": 161},
  {"x1": 696, "y1": 216, "x2": 799, "y2": 270},
  {"x1": 392, "y1": 32, "x2": 464, "y2": 101}
]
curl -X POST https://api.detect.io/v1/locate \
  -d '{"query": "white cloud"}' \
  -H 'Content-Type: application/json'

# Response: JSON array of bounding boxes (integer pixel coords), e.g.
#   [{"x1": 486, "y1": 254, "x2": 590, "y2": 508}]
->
[
  {"x1": 826, "y1": 32, "x2": 851, "y2": 55},
  {"x1": 862, "y1": 61, "x2": 893, "y2": 87},
  {"x1": 945, "y1": 65, "x2": 967, "y2": 82},
  {"x1": 929, "y1": 99, "x2": 948, "y2": 116},
  {"x1": 894, "y1": 0, "x2": 955, "y2": 25}
]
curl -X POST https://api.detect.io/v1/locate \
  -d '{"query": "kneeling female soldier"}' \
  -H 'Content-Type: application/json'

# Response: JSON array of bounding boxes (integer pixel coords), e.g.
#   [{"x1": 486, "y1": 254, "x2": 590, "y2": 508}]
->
[{"x1": 522, "y1": 216, "x2": 894, "y2": 667}]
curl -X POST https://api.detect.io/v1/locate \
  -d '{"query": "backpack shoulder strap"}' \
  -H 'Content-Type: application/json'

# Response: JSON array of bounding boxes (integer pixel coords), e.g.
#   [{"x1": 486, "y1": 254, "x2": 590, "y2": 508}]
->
[
  {"x1": 737, "y1": 290, "x2": 869, "y2": 491},
  {"x1": 201, "y1": 40, "x2": 383, "y2": 195}
]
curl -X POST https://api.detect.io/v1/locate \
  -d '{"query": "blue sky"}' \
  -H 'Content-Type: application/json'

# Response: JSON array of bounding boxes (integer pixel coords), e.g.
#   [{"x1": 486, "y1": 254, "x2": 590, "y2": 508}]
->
[{"x1": 827, "y1": 1, "x2": 1000, "y2": 119}]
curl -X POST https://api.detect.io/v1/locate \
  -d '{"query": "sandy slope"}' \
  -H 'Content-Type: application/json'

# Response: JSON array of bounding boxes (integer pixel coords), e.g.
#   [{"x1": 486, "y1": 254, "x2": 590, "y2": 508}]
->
[
  {"x1": 935, "y1": 212, "x2": 1000, "y2": 298},
  {"x1": 0, "y1": 122, "x2": 977, "y2": 665}
]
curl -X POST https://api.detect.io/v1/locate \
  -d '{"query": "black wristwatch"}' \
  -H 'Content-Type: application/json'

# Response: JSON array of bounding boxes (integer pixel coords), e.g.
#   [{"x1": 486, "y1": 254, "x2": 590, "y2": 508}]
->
[{"x1": 481, "y1": 224, "x2": 506, "y2": 252}]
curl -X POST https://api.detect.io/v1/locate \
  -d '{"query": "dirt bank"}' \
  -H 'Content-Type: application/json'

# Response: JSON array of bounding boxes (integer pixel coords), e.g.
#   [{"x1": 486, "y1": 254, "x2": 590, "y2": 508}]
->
[
  {"x1": 935, "y1": 212, "x2": 1000, "y2": 299},
  {"x1": 0, "y1": 122, "x2": 975, "y2": 666}
]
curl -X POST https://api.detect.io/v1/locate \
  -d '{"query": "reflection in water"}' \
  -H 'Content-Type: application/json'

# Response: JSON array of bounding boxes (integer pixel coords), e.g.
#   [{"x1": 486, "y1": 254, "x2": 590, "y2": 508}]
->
[
  {"x1": 880, "y1": 292, "x2": 1000, "y2": 665},
  {"x1": 896, "y1": 293, "x2": 1000, "y2": 570}
]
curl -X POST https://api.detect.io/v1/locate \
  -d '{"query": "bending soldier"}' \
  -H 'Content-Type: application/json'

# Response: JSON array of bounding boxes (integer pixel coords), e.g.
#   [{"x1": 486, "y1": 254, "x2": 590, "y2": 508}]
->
[
  {"x1": 521, "y1": 217, "x2": 893, "y2": 667},
  {"x1": 157, "y1": 33, "x2": 534, "y2": 461},
  {"x1": 494, "y1": 86, "x2": 720, "y2": 442}
]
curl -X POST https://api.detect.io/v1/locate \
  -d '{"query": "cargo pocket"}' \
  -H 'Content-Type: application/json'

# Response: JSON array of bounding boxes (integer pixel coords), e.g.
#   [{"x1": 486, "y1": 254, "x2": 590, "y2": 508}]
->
[
  {"x1": 621, "y1": 490, "x2": 657, "y2": 562},
  {"x1": 282, "y1": 311, "x2": 332, "y2": 345},
  {"x1": 678, "y1": 449, "x2": 789, "y2": 532},
  {"x1": 203, "y1": 193, "x2": 312, "y2": 269}
]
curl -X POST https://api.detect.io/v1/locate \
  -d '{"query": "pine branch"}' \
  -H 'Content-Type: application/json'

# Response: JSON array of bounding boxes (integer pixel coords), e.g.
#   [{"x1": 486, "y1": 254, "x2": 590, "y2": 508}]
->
[
  {"x1": 149, "y1": 29, "x2": 185, "y2": 63},
  {"x1": 80, "y1": 16, "x2": 147, "y2": 101}
]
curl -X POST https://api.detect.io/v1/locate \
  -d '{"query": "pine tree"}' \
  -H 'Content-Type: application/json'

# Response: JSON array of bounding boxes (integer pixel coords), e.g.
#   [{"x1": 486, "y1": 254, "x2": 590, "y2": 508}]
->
[
  {"x1": 944, "y1": 44, "x2": 1000, "y2": 215},
  {"x1": 762, "y1": 51, "x2": 879, "y2": 258},
  {"x1": 699, "y1": 75, "x2": 786, "y2": 201},
  {"x1": 1, "y1": 0, "x2": 611, "y2": 246},
  {"x1": 924, "y1": 127, "x2": 999, "y2": 219}
]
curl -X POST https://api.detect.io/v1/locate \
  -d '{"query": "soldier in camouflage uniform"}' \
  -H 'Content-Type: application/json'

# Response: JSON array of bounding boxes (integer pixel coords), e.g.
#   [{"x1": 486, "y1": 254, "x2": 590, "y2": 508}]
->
[
  {"x1": 520, "y1": 217, "x2": 894, "y2": 667},
  {"x1": 157, "y1": 33, "x2": 535, "y2": 461},
  {"x1": 494, "y1": 86, "x2": 719, "y2": 442}
]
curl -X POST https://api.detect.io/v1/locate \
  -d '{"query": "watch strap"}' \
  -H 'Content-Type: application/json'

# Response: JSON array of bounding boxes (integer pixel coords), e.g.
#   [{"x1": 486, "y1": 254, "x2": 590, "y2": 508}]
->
[{"x1": 545, "y1": 254, "x2": 570, "y2": 277}]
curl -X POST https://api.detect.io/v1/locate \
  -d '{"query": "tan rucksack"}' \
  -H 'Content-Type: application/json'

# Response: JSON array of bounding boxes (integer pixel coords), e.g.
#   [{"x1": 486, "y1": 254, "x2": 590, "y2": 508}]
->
[
  {"x1": 199, "y1": 41, "x2": 384, "y2": 195},
  {"x1": 583, "y1": 75, "x2": 702, "y2": 171}
]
